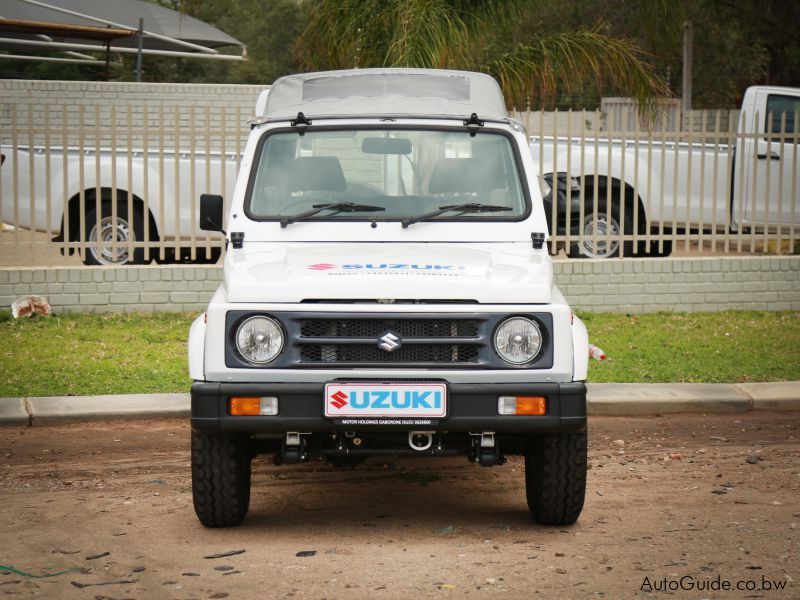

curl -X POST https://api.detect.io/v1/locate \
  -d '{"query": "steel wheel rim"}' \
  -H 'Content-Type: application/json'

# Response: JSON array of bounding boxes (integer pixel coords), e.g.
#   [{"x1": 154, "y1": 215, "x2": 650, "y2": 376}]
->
[
  {"x1": 579, "y1": 213, "x2": 620, "y2": 258},
  {"x1": 88, "y1": 215, "x2": 132, "y2": 265}
]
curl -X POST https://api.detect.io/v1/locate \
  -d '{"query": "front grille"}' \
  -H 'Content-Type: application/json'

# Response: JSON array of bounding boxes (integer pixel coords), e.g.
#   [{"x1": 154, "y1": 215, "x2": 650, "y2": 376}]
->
[
  {"x1": 299, "y1": 318, "x2": 480, "y2": 339},
  {"x1": 300, "y1": 343, "x2": 480, "y2": 364},
  {"x1": 225, "y1": 310, "x2": 553, "y2": 370},
  {"x1": 296, "y1": 316, "x2": 482, "y2": 366}
]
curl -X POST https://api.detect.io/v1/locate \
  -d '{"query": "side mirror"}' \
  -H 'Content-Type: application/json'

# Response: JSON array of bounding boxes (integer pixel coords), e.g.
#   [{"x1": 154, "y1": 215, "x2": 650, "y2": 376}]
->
[{"x1": 200, "y1": 194, "x2": 224, "y2": 232}]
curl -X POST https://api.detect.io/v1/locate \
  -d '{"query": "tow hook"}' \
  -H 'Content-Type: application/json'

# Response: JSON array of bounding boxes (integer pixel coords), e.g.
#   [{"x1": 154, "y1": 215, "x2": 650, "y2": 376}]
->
[
  {"x1": 470, "y1": 432, "x2": 503, "y2": 467},
  {"x1": 281, "y1": 432, "x2": 309, "y2": 464}
]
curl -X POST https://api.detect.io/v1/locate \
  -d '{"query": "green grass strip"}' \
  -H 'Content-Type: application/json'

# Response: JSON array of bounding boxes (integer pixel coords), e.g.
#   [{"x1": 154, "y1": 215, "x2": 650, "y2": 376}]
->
[
  {"x1": 0, "y1": 310, "x2": 798, "y2": 397},
  {"x1": 579, "y1": 311, "x2": 800, "y2": 383},
  {"x1": 0, "y1": 312, "x2": 191, "y2": 397}
]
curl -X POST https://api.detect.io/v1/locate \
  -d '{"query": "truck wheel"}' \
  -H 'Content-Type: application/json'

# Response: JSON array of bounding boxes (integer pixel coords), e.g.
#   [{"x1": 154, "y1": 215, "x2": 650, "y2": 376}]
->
[
  {"x1": 569, "y1": 203, "x2": 632, "y2": 259},
  {"x1": 191, "y1": 430, "x2": 252, "y2": 528},
  {"x1": 648, "y1": 239, "x2": 673, "y2": 257},
  {"x1": 525, "y1": 431, "x2": 587, "y2": 525},
  {"x1": 83, "y1": 198, "x2": 146, "y2": 266}
]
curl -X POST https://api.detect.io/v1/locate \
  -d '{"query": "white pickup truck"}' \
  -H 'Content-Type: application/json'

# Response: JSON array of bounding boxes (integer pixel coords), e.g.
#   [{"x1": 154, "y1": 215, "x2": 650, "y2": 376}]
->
[
  {"x1": 0, "y1": 144, "x2": 238, "y2": 265},
  {"x1": 531, "y1": 85, "x2": 799, "y2": 258},
  {"x1": 188, "y1": 68, "x2": 589, "y2": 528}
]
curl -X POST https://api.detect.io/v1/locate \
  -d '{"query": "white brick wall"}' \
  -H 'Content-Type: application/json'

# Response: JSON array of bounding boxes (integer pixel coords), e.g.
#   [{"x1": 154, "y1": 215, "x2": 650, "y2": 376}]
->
[
  {"x1": 0, "y1": 265, "x2": 220, "y2": 314},
  {"x1": 0, "y1": 256, "x2": 798, "y2": 314},
  {"x1": 555, "y1": 256, "x2": 800, "y2": 312},
  {"x1": 0, "y1": 79, "x2": 266, "y2": 146}
]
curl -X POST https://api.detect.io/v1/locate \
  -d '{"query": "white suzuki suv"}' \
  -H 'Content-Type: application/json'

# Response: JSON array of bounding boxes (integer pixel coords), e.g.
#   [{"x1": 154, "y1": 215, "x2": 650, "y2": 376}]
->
[{"x1": 189, "y1": 68, "x2": 589, "y2": 527}]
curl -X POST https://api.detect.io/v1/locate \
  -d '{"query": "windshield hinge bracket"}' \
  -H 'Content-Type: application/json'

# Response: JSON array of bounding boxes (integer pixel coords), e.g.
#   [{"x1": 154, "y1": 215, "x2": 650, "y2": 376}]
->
[
  {"x1": 531, "y1": 232, "x2": 546, "y2": 250},
  {"x1": 463, "y1": 113, "x2": 484, "y2": 136},
  {"x1": 230, "y1": 231, "x2": 245, "y2": 249},
  {"x1": 291, "y1": 111, "x2": 312, "y2": 133}
]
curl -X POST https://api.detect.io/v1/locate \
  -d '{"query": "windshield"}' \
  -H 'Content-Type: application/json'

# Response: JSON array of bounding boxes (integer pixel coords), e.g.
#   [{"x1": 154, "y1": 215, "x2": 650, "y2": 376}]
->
[{"x1": 245, "y1": 128, "x2": 529, "y2": 222}]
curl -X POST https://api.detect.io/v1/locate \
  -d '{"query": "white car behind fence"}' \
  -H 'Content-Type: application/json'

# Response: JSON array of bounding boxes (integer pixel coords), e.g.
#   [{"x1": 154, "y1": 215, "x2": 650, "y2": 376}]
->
[
  {"x1": 531, "y1": 85, "x2": 799, "y2": 258},
  {"x1": 0, "y1": 103, "x2": 242, "y2": 266},
  {"x1": 1, "y1": 85, "x2": 797, "y2": 265}
]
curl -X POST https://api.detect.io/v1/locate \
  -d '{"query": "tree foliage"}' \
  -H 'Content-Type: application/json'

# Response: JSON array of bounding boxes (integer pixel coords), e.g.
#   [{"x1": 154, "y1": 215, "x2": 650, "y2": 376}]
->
[
  {"x1": 295, "y1": 0, "x2": 670, "y2": 109},
  {"x1": 0, "y1": 0, "x2": 797, "y2": 110},
  {"x1": 153, "y1": 0, "x2": 307, "y2": 84},
  {"x1": 517, "y1": 0, "x2": 799, "y2": 108}
]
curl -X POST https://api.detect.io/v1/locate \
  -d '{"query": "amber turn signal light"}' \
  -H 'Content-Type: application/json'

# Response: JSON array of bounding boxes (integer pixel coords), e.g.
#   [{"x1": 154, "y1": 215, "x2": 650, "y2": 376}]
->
[
  {"x1": 497, "y1": 395, "x2": 546, "y2": 415},
  {"x1": 229, "y1": 396, "x2": 278, "y2": 416}
]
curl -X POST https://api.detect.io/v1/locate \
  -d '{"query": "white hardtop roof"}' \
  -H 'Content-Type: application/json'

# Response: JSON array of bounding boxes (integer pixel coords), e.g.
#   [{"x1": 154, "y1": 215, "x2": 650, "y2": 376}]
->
[
  {"x1": 747, "y1": 85, "x2": 800, "y2": 96},
  {"x1": 262, "y1": 68, "x2": 509, "y2": 121}
]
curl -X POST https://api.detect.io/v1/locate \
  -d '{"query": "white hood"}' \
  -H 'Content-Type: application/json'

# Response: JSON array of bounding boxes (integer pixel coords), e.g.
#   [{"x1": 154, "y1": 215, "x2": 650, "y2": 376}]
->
[{"x1": 222, "y1": 243, "x2": 553, "y2": 304}]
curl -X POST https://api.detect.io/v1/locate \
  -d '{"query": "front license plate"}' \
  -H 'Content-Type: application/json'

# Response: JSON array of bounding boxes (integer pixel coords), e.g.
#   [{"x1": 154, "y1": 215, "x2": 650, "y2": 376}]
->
[{"x1": 324, "y1": 383, "x2": 447, "y2": 418}]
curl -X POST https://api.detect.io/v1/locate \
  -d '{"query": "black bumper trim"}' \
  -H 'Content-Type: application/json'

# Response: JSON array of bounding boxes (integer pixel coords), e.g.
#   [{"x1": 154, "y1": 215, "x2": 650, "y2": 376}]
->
[{"x1": 191, "y1": 381, "x2": 586, "y2": 434}]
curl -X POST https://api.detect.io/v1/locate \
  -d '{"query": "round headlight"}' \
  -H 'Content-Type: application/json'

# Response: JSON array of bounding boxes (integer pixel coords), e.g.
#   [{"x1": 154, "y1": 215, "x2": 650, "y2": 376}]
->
[
  {"x1": 494, "y1": 317, "x2": 542, "y2": 365},
  {"x1": 236, "y1": 316, "x2": 283, "y2": 364}
]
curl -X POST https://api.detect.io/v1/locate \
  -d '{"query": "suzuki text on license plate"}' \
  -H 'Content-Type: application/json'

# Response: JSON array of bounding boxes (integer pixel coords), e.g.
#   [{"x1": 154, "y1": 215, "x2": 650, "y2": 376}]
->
[{"x1": 324, "y1": 383, "x2": 447, "y2": 418}]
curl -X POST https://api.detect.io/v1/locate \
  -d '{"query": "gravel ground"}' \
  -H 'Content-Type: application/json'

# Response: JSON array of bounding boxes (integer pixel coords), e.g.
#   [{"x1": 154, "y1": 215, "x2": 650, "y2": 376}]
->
[{"x1": 0, "y1": 413, "x2": 797, "y2": 599}]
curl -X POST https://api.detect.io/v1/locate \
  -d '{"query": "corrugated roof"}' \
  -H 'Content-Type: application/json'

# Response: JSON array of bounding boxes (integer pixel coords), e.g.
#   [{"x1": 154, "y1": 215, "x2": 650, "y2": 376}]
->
[{"x1": 0, "y1": 0, "x2": 243, "y2": 51}]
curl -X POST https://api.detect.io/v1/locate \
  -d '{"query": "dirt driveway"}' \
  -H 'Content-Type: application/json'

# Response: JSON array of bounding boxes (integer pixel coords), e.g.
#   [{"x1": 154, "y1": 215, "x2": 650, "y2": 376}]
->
[{"x1": 0, "y1": 413, "x2": 797, "y2": 599}]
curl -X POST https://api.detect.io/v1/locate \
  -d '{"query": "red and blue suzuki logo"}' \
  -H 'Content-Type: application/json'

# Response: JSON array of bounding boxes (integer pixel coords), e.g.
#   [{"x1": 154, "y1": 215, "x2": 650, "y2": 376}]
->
[
  {"x1": 329, "y1": 389, "x2": 442, "y2": 410},
  {"x1": 307, "y1": 262, "x2": 465, "y2": 271},
  {"x1": 325, "y1": 383, "x2": 447, "y2": 417},
  {"x1": 330, "y1": 391, "x2": 348, "y2": 409}
]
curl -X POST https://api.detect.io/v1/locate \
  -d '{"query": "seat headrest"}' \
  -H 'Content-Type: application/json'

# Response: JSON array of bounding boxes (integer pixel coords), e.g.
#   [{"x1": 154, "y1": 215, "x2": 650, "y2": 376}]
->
[
  {"x1": 428, "y1": 158, "x2": 484, "y2": 194},
  {"x1": 288, "y1": 156, "x2": 347, "y2": 192}
]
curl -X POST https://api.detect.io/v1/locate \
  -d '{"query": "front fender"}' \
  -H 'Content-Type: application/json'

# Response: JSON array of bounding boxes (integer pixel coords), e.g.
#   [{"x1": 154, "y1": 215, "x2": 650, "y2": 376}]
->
[
  {"x1": 571, "y1": 314, "x2": 589, "y2": 382},
  {"x1": 188, "y1": 313, "x2": 207, "y2": 381}
]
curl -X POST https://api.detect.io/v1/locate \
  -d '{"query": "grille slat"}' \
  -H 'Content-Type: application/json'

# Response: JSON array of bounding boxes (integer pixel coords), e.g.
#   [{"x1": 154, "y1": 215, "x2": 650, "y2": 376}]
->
[
  {"x1": 299, "y1": 318, "x2": 479, "y2": 338},
  {"x1": 298, "y1": 337, "x2": 478, "y2": 344},
  {"x1": 300, "y1": 343, "x2": 480, "y2": 364}
]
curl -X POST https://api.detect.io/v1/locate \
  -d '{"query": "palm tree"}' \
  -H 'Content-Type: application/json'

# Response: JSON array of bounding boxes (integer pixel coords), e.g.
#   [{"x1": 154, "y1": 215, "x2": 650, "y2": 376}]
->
[{"x1": 295, "y1": 0, "x2": 670, "y2": 110}]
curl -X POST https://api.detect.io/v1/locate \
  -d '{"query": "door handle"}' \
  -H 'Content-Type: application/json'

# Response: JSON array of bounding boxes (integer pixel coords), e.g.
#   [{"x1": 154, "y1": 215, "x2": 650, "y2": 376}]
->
[{"x1": 757, "y1": 152, "x2": 781, "y2": 160}]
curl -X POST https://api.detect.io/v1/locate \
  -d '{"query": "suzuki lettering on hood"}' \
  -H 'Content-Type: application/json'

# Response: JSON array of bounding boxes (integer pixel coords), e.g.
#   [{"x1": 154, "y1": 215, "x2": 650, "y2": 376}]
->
[
  {"x1": 307, "y1": 262, "x2": 467, "y2": 276},
  {"x1": 222, "y1": 244, "x2": 554, "y2": 304}
]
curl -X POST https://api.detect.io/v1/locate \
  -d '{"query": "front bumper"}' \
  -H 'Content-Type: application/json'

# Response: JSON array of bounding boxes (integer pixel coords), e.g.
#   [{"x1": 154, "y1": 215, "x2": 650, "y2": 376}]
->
[{"x1": 191, "y1": 381, "x2": 587, "y2": 434}]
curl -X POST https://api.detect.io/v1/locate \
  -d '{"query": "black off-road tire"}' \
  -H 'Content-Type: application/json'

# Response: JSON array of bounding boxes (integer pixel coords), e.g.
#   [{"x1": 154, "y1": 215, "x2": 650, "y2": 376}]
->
[
  {"x1": 525, "y1": 431, "x2": 587, "y2": 525},
  {"x1": 191, "y1": 430, "x2": 252, "y2": 528}
]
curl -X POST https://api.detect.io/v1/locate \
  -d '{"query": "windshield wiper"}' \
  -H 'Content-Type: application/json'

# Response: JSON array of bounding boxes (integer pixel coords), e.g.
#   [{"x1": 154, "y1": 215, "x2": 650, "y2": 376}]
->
[
  {"x1": 401, "y1": 203, "x2": 513, "y2": 228},
  {"x1": 280, "y1": 202, "x2": 385, "y2": 228}
]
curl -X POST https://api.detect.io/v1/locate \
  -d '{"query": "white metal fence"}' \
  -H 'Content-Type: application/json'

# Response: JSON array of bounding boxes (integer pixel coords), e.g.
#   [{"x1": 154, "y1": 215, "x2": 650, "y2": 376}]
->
[
  {"x1": 515, "y1": 106, "x2": 799, "y2": 258},
  {"x1": 0, "y1": 101, "x2": 247, "y2": 266},
  {"x1": 1, "y1": 101, "x2": 798, "y2": 266}
]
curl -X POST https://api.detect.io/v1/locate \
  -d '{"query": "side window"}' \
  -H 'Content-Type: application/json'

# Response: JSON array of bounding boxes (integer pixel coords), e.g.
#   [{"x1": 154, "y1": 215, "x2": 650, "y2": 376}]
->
[{"x1": 765, "y1": 94, "x2": 798, "y2": 142}]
